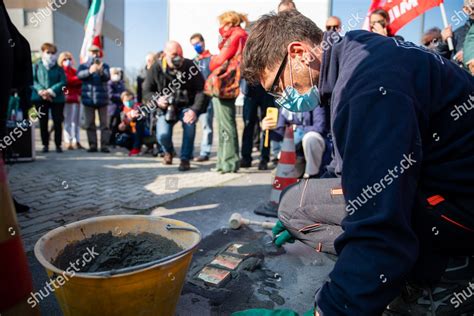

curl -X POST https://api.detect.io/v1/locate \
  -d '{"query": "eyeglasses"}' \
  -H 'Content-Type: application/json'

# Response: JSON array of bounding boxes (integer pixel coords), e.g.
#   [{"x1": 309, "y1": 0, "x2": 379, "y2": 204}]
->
[
  {"x1": 266, "y1": 53, "x2": 288, "y2": 99},
  {"x1": 326, "y1": 25, "x2": 340, "y2": 31}
]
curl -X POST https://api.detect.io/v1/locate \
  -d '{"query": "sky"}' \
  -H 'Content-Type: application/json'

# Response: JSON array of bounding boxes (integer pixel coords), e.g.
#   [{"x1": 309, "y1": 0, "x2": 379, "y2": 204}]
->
[{"x1": 125, "y1": 0, "x2": 466, "y2": 74}]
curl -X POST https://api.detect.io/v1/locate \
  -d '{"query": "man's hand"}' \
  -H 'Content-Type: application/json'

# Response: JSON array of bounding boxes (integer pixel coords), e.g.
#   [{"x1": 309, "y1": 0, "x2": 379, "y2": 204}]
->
[
  {"x1": 454, "y1": 50, "x2": 464, "y2": 62},
  {"x1": 441, "y1": 25, "x2": 453, "y2": 42},
  {"x1": 261, "y1": 116, "x2": 277, "y2": 130},
  {"x1": 371, "y1": 22, "x2": 388, "y2": 36},
  {"x1": 183, "y1": 109, "x2": 197, "y2": 124},
  {"x1": 272, "y1": 220, "x2": 295, "y2": 247},
  {"x1": 157, "y1": 96, "x2": 169, "y2": 110},
  {"x1": 89, "y1": 64, "x2": 98, "y2": 73}
]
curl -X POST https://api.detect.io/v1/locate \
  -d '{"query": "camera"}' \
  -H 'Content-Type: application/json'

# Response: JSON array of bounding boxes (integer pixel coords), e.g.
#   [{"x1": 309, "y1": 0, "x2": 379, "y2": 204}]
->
[
  {"x1": 93, "y1": 57, "x2": 102, "y2": 65},
  {"x1": 165, "y1": 96, "x2": 178, "y2": 123}
]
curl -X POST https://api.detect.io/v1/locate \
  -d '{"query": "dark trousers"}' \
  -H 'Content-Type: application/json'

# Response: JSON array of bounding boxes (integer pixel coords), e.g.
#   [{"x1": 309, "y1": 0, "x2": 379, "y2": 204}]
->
[
  {"x1": 83, "y1": 105, "x2": 110, "y2": 149},
  {"x1": 36, "y1": 101, "x2": 64, "y2": 148},
  {"x1": 241, "y1": 93, "x2": 274, "y2": 162},
  {"x1": 132, "y1": 120, "x2": 146, "y2": 149}
]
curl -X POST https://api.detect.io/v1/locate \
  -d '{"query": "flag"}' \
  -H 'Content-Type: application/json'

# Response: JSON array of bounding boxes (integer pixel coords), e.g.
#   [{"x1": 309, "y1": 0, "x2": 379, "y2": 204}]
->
[
  {"x1": 79, "y1": 0, "x2": 105, "y2": 63},
  {"x1": 364, "y1": 0, "x2": 443, "y2": 35}
]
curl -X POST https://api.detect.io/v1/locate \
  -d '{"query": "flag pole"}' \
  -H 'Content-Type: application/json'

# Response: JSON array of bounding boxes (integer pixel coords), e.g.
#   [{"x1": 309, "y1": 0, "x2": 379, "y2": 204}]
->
[{"x1": 439, "y1": 2, "x2": 454, "y2": 51}]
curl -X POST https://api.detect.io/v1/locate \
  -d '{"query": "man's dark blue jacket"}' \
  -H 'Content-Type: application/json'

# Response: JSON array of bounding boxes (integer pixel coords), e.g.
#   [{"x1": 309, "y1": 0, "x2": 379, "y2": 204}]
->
[
  {"x1": 77, "y1": 59, "x2": 110, "y2": 107},
  {"x1": 316, "y1": 30, "x2": 474, "y2": 315}
]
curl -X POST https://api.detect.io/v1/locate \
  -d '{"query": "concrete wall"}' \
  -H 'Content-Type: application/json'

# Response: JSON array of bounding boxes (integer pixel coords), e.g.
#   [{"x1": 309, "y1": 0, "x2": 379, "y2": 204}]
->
[
  {"x1": 168, "y1": 0, "x2": 331, "y2": 58},
  {"x1": 6, "y1": 0, "x2": 124, "y2": 68}
]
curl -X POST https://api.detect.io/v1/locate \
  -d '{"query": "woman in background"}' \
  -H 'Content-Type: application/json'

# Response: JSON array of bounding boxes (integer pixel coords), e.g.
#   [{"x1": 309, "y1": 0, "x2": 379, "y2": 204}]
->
[
  {"x1": 58, "y1": 51, "x2": 83, "y2": 150},
  {"x1": 209, "y1": 11, "x2": 248, "y2": 173}
]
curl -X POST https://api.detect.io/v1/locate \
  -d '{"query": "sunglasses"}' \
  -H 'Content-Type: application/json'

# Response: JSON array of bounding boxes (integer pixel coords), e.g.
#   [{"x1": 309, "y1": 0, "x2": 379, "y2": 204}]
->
[
  {"x1": 326, "y1": 25, "x2": 340, "y2": 31},
  {"x1": 266, "y1": 53, "x2": 288, "y2": 99}
]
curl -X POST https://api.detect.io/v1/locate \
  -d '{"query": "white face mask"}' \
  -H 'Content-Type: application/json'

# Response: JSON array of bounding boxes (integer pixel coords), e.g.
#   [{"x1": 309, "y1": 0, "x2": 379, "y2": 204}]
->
[
  {"x1": 111, "y1": 74, "x2": 121, "y2": 82},
  {"x1": 42, "y1": 52, "x2": 57, "y2": 68},
  {"x1": 62, "y1": 59, "x2": 72, "y2": 67}
]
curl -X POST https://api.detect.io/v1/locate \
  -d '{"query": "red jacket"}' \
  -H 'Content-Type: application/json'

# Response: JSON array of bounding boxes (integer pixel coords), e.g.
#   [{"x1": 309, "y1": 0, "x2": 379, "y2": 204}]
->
[
  {"x1": 209, "y1": 26, "x2": 248, "y2": 72},
  {"x1": 62, "y1": 66, "x2": 82, "y2": 103}
]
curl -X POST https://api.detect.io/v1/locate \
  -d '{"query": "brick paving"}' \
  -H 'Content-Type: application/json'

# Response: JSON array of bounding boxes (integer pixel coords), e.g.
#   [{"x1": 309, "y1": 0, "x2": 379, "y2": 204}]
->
[{"x1": 7, "y1": 124, "x2": 245, "y2": 252}]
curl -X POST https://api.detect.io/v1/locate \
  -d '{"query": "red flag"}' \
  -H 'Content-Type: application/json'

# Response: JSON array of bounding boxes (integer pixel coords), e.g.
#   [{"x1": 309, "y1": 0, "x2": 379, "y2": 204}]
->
[{"x1": 365, "y1": 0, "x2": 443, "y2": 35}]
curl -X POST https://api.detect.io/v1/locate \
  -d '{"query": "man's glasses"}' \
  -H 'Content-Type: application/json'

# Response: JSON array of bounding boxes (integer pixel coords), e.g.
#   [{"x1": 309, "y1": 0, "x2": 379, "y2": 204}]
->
[{"x1": 266, "y1": 53, "x2": 288, "y2": 99}]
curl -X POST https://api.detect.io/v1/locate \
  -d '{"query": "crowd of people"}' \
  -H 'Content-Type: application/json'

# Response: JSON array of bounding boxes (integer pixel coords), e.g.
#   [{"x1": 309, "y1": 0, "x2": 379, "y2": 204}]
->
[{"x1": 8, "y1": 0, "x2": 473, "y2": 176}]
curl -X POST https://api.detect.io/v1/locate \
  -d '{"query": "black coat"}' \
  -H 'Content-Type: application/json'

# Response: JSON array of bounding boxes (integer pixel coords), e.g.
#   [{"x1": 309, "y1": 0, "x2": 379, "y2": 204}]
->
[
  {"x1": 142, "y1": 58, "x2": 207, "y2": 114},
  {"x1": 437, "y1": 19, "x2": 473, "y2": 59},
  {"x1": 77, "y1": 59, "x2": 110, "y2": 107}
]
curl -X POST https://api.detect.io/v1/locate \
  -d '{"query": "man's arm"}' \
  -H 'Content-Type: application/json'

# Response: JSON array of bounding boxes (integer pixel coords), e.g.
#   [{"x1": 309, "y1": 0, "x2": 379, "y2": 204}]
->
[
  {"x1": 76, "y1": 64, "x2": 91, "y2": 80},
  {"x1": 100, "y1": 64, "x2": 110, "y2": 82},
  {"x1": 142, "y1": 64, "x2": 159, "y2": 103},
  {"x1": 316, "y1": 88, "x2": 421, "y2": 315}
]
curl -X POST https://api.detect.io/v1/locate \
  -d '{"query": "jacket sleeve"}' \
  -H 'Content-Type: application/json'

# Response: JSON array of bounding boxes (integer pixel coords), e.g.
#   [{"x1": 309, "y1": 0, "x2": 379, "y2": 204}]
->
[
  {"x1": 100, "y1": 64, "x2": 110, "y2": 82},
  {"x1": 316, "y1": 88, "x2": 421, "y2": 316},
  {"x1": 187, "y1": 62, "x2": 207, "y2": 113},
  {"x1": 49, "y1": 67, "x2": 66, "y2": 96},
  {"x1": 209, "y1": 33, "x2": 243, "y2": 71},
  {"x1": 77, "y1": 64, "x2": 91, "y2": 80},
  {"x1": 304, "y1": 107, "x2": 326, "y2": 135},
  {"x1": 32, "y1": 64, "x2": 45, "y2": 92},
  {"x1": 68, "y1": 69, "x2": 82, "y2": 87}
]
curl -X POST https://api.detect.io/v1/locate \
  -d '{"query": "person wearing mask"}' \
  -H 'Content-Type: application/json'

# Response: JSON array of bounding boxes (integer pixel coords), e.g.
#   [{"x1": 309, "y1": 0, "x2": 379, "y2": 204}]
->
[
  {"x1": 208, "y1": 11, "x2": 248, "y2": 173},
  {"x1": 117, "y1": 90, "x2": 145, "y2": 156},
  {"x1": 369, "y1": 8, "x2": 404, "y2": 41},
  {"x1": 190, "y1": 33, "x2": 213, "y2": 162},
  {"x1": 278, "y1": 0, "x2": 296, "y2": 12},
  {"x1": 58, "y1": 51, "x2": 82, "y2": 150},
  {"x1": 241, "y1": 11, "x2": 474, "y2": 315},
  {"x1": 421, "y1": 27, "x2": 443, "y2": 51},
  {"x1": 438, "y1": 0, "x2": 474, "y2": 63},
  {"x1": 77, "y1": 45, "x2": 111, "y2": 153},
  {"x1": 143, "y1": 41, "x2": 207, "y2": 171},
  {"x1": 325, "y1": 16, "x2": 342, "y2": 32},
  {"x1": 32, "y1": 43, "x2": 66, "y2": 153},
  {"x1": 108, "y1": 67, "x2": 126, "y2": 146}
]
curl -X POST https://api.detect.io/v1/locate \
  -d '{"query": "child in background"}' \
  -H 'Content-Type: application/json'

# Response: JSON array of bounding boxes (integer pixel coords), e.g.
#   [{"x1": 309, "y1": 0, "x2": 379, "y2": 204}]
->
[{"x1": 117, "y1": 90, "x2": 145, "y2": 156}]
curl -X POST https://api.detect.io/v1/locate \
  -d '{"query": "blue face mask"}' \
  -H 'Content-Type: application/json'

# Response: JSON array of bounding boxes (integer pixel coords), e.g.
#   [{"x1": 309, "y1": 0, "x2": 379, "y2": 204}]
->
[
  {"x1": 193, "y1": 42, "x2": 204, "y2": 54},
  {"x1": 275, "y1": 62, "x2": 320, "y2": 113},
  {"x1": 124, "y1": 100, "x2": 134, "y2": 108}
]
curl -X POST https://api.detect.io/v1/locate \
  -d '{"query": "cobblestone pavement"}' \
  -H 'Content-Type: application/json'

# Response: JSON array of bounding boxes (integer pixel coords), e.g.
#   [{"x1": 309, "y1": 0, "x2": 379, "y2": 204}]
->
[{"x1": 7, "y1": 124, "x2": 247, "y2": 252}]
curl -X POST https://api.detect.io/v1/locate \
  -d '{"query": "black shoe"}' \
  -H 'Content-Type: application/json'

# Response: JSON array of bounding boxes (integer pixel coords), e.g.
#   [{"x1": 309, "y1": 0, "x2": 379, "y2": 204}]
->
[
  {"x1": 178, "y1": 160, "x2": 191, "y2": 171},
  {"x1": 240, "y1": 159, "x2": 251, "y2": 168},
  {"x1": 194, "y1": 156, "x2": 209, "y2": 162},
  {"x1": 100, "y1": 147, "x2": 111, "y2": 153},
  {"x1": 56, "y1": 147, "x2": 63, "y2": 153},
  {"x1": 254, "y1": 201, "x2": 278, "y2": 218},
  {"x1": 42, "y1": 146, "x2": 49, "y2": 153},
  {"x1": 14, "y1": 198, "x2": 30, "y2": 213},
  {"x1": 87, "y1": 147, "x2": 98, "y2": 153},
  {"x1": 258, "y1": 161, "x2": 268, "y2": 170}
]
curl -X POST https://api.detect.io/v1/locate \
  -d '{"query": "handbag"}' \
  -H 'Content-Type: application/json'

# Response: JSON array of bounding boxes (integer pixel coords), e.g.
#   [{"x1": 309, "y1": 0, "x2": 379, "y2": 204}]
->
[{"x1": 204, "y1": 38, "x2": 244, "y2": 99}]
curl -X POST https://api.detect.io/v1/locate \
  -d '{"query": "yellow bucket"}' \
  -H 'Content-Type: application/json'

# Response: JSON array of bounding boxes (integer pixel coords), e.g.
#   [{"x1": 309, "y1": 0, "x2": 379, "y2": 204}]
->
[{"x1": 34, "y1": 215, "x2": 201, "y2": 316}]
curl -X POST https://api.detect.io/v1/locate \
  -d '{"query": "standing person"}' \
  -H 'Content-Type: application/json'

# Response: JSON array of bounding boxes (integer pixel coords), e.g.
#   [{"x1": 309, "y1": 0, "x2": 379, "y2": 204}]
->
[
  {"x1": 369, "y1": 8, "x2": 405, "y2": 41},
  {"x1": 208, "y1": 11, "x2": 248, "y2": 173},
  {"x1": 58, "y1": 51, "x2": 83, "y2": 150},
  {"x1": 242, "y1": 11, "x2": 474, "y2": 315},
  {"x1": 32, "y1": 43, "x2": 66, "y2": 153},
  {"x1": 240, "y1": 83, "x2": 274, "y2": 170},
  {"x1": 325, "y1": 16, "x2": 342, "y2": 32},
  {"x1": 77, "y1": 45, "x2": 111, "y2": 153},
  {"x1": 438, "y1": 0, "x2": 474, "y2": 62},
  {"x1": 142, "y1": 41, "x2": 207, "y2": 171},
  {"x1": 136, "y1": 53, "x2": 158, "y2": 103},
  {"x1": 108, "y1": 67, "x2": 125, "y2": 146},
  {"x1": 190, "y1": 33, "x2": 213, "y2": 162}
]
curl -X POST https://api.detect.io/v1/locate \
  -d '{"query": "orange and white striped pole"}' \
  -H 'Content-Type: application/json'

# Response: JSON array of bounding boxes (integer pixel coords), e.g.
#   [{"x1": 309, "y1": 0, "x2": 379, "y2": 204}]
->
[{"x1": 0, "y1": 160, "x2": 40, "y2": 315}]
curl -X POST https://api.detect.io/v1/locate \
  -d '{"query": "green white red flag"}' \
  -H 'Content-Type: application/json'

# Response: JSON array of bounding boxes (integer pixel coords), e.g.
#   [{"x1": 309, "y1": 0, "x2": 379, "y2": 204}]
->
[{"x1": 79, "y1": 0, "x2": 105, "y2": 63}]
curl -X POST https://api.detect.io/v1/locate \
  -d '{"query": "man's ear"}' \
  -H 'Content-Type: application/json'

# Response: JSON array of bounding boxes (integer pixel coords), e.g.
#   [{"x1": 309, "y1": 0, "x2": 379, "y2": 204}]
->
[{"x1": 287, "y1": 41, "x2": 305, "y2": 59}]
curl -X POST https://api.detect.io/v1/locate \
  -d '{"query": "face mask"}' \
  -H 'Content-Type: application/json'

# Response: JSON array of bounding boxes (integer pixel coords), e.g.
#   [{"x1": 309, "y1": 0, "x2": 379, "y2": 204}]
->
[
  {"x1": 171, "y1": 56, "x2": 183, "y2": 68},
  {"x1": 62, "y1": 59, "x2": 72, "y2": 67},
  {"x1": 219, "y1": 26, "x2": 233, "y2": 38},
  {"x1": 275, "y1": 61, "x2": 320, "y2": 113},
  {"x1": 124, "y1": 100, "x2": 134, "y2": 108},
  {"x1": 111, "y1": 74, "x2": 121, "y2": 82},
  {"x1": 42, "y1": 52, "x2": 57, "y2": 67},
  {"x1": 193, "y1": 42, "x2": 204, "y2": 54}
]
